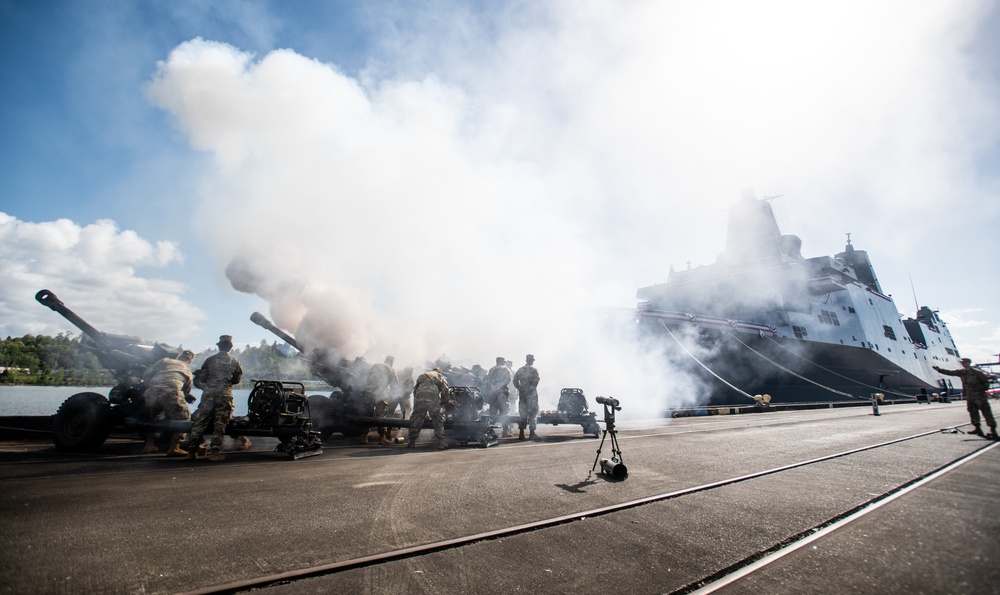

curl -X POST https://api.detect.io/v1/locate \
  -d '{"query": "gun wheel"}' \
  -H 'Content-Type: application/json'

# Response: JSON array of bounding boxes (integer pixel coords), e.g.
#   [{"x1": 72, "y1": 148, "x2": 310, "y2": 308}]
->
[{"x1": 53, "y1": 392, "x2": 114, "y2": 452}]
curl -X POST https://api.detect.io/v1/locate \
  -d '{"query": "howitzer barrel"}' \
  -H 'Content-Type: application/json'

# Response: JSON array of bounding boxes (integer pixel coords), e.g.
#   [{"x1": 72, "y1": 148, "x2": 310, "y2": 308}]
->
[
  {"x1": 35, "y1": 289, "x2": 104, "y2": 342},
  {"x1": 250, "y1": 312, "x2": 304, "y2": 353}
]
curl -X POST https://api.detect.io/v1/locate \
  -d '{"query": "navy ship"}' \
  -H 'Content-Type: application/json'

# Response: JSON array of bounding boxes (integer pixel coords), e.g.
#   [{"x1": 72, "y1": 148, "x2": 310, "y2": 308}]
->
[{"x1": 636, "y1": 192, "x2": 963, "y2": 406}]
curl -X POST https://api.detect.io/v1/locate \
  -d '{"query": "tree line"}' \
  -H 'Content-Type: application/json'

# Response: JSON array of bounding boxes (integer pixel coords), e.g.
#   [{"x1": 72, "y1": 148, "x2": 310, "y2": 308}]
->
[{"x1": 0, "y1": 333, "x2": 321, "y2": 388}]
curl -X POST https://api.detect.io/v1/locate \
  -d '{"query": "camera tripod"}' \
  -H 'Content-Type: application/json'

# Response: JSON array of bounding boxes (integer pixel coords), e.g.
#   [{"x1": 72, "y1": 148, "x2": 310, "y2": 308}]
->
[{"x1": 590, "y1": 397, "x2": 627, "y2": 480}]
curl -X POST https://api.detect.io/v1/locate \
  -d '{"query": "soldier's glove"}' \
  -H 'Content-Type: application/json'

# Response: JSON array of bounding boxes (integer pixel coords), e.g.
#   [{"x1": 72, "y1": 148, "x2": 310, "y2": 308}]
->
[{"x1": 185, "y1": 394, "x2": 196, "y2": 404}]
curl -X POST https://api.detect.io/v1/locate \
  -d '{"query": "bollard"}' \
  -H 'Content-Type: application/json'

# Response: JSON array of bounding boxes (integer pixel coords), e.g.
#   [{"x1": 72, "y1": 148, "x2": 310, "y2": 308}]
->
[{"x1": 871, "y1": 393, "x2": 882, "y2": 416}]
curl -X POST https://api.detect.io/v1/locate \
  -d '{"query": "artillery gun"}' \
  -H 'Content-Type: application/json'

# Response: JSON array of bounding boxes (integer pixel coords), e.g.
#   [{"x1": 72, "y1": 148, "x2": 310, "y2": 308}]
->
[
  {"x1": 36, "y1": 290, "x2": 323, "y2": 459},
  {"x1": 250, "y1": 311, "x2": 498, "y2": 447},
  {"x1": 36, "y1": 289, "x2": 182, "y2": 451}
]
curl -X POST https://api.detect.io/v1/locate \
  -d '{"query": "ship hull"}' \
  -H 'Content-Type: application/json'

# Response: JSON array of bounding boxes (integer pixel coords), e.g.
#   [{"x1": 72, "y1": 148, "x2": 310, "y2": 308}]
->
[{"x1": 643, "y1": 322, "x2": 949, "y2": 407}]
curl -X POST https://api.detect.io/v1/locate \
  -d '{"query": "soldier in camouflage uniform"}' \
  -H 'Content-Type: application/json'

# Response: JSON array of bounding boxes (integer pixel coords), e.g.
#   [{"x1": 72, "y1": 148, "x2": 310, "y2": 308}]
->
[
  {"x1": 363, "y1": 356, "x2": 397, "y2": 445},
  {"x1": 141, "y1": 350, "x2": 195, "y2": 456},
  {"x1": 407, "y1": 367, "x2": 449, "y2": 450},
  {"x1": 184, "y1": 335, "x2": 244, "y2": 461},
  {"x1": 513, "y1": 354, "x2": 540, "y2": 440},
  {"x1": 486, "y1": 357, "x2": 513, "y2": 437},
  {"x1": 934, "y1": 358, "x2": 997, "y2": 439},
  {"x1": 387, "y1": 366, "x2": 414, "y2": 420}
]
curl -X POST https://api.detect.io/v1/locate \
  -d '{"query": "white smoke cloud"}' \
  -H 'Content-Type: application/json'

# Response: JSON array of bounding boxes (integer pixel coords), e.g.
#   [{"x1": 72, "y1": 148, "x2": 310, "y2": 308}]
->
[
  {"x1": 0, "y1": 212, "x2": 204, "y2": 345},
  {"x1": 142, "y1": 1, "x2": 1000, "y2": 413}
]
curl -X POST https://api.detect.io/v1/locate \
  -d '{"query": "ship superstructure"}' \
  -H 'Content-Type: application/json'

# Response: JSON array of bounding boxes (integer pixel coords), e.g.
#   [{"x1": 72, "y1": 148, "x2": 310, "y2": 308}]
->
[{"x1": 636, "y1": 193, "x2": 962, "y2": 405}]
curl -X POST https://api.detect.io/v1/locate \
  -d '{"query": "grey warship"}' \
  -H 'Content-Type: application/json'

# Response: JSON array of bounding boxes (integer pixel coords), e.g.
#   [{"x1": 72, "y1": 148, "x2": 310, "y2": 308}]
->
[{"x1": 636, "y1": 192, "x2": 964, "y2": 406}]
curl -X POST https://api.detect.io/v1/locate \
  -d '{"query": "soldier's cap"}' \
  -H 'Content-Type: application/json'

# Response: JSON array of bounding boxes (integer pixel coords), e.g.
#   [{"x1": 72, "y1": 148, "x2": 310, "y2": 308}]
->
[
  {"x1": 179, "y1": 350, "x2": 195, "y2": 359},
  {"x1": 526, "y1": 354, "x2": 535, "y2": 362},
  {"x1": 961, "y1": 357, "x2": 972, "y2": 363},
  {"x1": 217, "y1": 335, "x2": 233, "y2": 346},
  {"x1": 496, "y1": 356, "x2": 505, "y2": 363}
]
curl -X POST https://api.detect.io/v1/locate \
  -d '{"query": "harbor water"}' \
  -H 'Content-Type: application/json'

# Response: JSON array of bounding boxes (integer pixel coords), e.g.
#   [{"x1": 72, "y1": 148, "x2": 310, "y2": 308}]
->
[{"x1": 0, "y1": 386, "x2": 256, "y2": 417}]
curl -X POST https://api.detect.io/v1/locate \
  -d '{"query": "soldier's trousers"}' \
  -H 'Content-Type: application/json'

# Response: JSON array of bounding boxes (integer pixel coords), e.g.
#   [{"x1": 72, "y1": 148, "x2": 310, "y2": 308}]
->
[
  {"x1": 489, "y1": 389, "x2": 510, "y2": 429},
  {"x1": 409, "y1": 396, "x2": 445, "y2": 439},
  {"x1": 185, "y1": 392, "x2": 234, "y2": 451},
  {"x1": 518, "y1": 391, "x2": 539, "y2": 432},
  {"x1": 967, "y1": 397, "x2": 996, "y2": 430},
  {"x1": 145, "y1": 388, "x2": 191, "y2": 447}
]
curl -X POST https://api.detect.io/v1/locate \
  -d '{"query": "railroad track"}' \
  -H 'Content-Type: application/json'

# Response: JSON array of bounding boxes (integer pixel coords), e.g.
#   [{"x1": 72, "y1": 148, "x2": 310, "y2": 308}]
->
[{"x1": 180, "y1": 424, "x2": 997, "y2": 595}]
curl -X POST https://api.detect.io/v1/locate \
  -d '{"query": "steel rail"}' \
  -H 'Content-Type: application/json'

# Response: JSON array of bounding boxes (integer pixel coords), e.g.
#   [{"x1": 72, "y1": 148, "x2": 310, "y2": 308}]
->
[
  {"x1": 680, "y1": 440, "x2": 1000, "y2": 594},
  {"x1": 180, "y1": 426, "x2": 969, "y2": 595}
]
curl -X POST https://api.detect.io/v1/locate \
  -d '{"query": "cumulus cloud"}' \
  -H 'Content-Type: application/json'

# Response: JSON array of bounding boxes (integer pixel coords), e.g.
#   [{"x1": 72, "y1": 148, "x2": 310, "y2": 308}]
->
[
  {"x1": 142, "y1": 0, "x2": 1000, "y2": 411},
  {"x1": 0, "y1": 212, "x2": 205, "y2": 345}
]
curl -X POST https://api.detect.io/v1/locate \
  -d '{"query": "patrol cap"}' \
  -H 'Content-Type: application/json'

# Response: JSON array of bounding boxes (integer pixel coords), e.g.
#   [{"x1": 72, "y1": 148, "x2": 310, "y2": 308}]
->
[
  {"x1": 217, "y1": 335, "x2": 233, "y2": 346},
  {"x1": 496, "y1": 356, "x2": 505, "y2": 364},
  {"x1": 526, "y1": 354, "x2": 535, "y2": 362},
  {"x1": 961, "y1": 357, "x2": 972, "y2": 364}
]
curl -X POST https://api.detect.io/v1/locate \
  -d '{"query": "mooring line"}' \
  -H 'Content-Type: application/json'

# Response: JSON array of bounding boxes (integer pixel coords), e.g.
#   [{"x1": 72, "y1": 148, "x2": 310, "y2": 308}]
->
[
  {"x1": 659, "y1": 321, "x2": 757, "y2": 402},
  {"x1": 180, "y1": 427, "x2": 953, "y2": 595}
]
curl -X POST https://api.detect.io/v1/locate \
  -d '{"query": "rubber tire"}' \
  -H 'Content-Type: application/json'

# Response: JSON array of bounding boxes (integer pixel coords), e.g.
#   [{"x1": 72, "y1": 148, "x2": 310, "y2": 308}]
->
[
  {"x1": 307, "y1": 395, "x2": 336, "y2": 440},
  {"x1": 53, "y1": 392, "x2": 114, "y2": 452}
]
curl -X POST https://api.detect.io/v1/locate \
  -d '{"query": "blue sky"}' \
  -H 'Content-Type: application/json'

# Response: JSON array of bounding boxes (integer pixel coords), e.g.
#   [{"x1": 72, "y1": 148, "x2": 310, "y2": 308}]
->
[{"x1": 2, "y1": 1, "x2": 999, "y2": 409}]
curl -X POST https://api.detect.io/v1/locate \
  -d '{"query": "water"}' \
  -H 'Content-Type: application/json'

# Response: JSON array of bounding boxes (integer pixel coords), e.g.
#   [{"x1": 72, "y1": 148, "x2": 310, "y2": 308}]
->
[{"x1": 0, "y1": 386, "x2": 253, "y2": 417}]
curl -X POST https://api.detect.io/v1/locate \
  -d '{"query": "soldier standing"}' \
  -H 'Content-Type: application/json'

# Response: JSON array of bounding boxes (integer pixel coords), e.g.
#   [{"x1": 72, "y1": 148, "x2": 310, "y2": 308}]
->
[
  {"x1": 141, "y1": 350, "x2": 195, "y2": 456},
  {"x1": 388, "y1": 366, "x2": 414, "y2": 421},
  {"x1": 505, "y1": 358, "x2": 516, "y2": 415},
  {"x1": 363, "y1": 356, "x2": 397, "y2": 445},
  {"x1": 513, "y1": 354, "x2": 540, "y2": 440},
  {"x1": 486, "y1": 356, "x2": 513, "y2": 437},
  {"x1": 184, "y1": 335, "x2": 243, "y2": 461},
  {"x1": 934, "y1": 358, "x2": 997, "y2": 439},
  {"x1": 407, "y1": 367, "x2": 450, "y2": 450}
]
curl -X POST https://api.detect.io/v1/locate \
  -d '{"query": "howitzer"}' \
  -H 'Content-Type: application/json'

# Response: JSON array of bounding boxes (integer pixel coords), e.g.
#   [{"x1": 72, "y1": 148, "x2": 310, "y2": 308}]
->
[
  {"x1": 35, "y1": 289, "x2": 181, "y2": 451},
  {"x1": 250, "y1": 311, "x2": 498, "y2": 447}
]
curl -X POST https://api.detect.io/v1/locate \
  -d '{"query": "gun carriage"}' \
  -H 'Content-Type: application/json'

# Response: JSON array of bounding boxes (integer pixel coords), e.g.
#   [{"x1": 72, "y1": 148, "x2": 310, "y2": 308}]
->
[{"x1": 35, "y1": 290, "x2": 321, "y2": 458}]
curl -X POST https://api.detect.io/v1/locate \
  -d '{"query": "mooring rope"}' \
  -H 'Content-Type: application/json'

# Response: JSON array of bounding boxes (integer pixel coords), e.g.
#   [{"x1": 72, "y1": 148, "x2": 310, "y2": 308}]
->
[
  {"x1": 758, "y1": 334, "x2": 919, "y2": 400},
  {"x1": 724, "y1": 331, "x2": 867, "y2": 401},
  {"x1": 658, "y1": 321, "x2": 757, "y2": 402}
]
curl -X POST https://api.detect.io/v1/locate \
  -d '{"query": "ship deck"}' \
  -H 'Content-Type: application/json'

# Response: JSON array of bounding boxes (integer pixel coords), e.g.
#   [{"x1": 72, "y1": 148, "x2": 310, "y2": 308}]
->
[{"x1": 1, "y1": 401, "x2": 998, "y2": 594}]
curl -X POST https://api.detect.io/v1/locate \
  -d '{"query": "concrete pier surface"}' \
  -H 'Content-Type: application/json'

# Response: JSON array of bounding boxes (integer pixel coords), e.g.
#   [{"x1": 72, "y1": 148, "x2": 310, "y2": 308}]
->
[{"x1": 1, "y1": 401, "x2": 997, "y2": 594}]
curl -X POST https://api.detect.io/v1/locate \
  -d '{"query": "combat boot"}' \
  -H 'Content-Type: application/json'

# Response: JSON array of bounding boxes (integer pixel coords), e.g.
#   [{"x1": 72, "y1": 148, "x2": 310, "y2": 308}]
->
[
  {"x1": 529, "y1": 431, "x2": 539, "y2": 441},
  {"x1": 185, "y1": 450, "x2": 199, "y2": 460},
  {"x1": 969, "y1": 427, "x2": 984, "y2": 437},
  {"x1": 437, "y1": 438, "x2": 447, "y2": 450},
  {"x1": 407, "y1": 438, "x2": 416, "y2": 449},
  {"x1": 501, "y1": 426, "x2": 510, "y2": 438},
  {"x1": 518, "y1": 429, "x2": 526, "y2": 440},
  {"x1": 208, "y1": 450, "x2": 225, "y2": 462},
  {"x1": 986, "y1": 429, "x2": 998, "y2": 440},
  {"x1": 142, "y1": 437, "x2": 158, "y2": 454},
  {"x1": 237, "y1": 436, "x2": 252, "y2": 450},
  {"x1": 165, "y1": 444, "x2": 189, "y2": 457}
]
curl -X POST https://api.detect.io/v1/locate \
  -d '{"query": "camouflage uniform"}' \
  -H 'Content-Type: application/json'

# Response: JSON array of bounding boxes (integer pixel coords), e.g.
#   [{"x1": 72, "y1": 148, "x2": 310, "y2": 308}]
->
[
  {"x1": 935, "y1": 363, "x2": 996, "y2": 435},
  {"x1": 142, "y1": 357, "x2": 193, "y2": 450},
  {"x1": 409, "y1": 368, "x2": 449, "y2": 447},
  {"x1": 186, "y1": 347, "x2": 243, "y2": 454},
  {"x1": 387, "y1": 366, "x2": 414, "y2": 420},
  {"x1": 513, "y1": 356, "x2": 540, "y2": 438},
  {"x1": 363, "y1": 359, "x2": 397, "y2": 444},
  {"x1": 486, "y1": 359, "x2": 513, "y2": 436}
]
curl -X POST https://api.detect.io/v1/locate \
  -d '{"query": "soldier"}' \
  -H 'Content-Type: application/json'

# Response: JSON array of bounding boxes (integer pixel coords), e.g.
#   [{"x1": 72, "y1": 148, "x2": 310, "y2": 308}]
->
[
  {"x1": 363, "y1": 356, "x2": 397, "y2": 445},
  {"x1": 505, "y1": 358, "x2": 516, "y2": 415},
  {"x1": 387, "y1": 366, "x2": 414, "y2": 421},
  {"x1": 141, "y1": 350, "x2": 195, "y2": 456},
  {"x1": 486, "y1": 356, "x2": 513, "y2": 437},
  {"x1": 934, "y1": 358, "x2": 997, "y2": 439},
  {"x1": 513, "y1": 354, "x2": 540, "y2": 440},
  {"x1": 408, "y1": 367, "x2": 450, "y2": 450},
  {"x1": 184, "y1": 335, "x2": 244, "y2": 461}
]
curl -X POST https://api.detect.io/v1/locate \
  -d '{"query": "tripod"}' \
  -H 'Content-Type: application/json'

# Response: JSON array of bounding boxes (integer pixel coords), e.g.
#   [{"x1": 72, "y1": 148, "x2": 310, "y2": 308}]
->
[{"x1": 591, "y1": 398, "x2": 627, "y2": 480}]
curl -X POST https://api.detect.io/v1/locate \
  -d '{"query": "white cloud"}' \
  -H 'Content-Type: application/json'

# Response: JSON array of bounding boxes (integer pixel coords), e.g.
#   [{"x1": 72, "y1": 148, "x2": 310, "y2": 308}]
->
[
  {"x1": 0, "y1": 212, "x2": 205, "y2": 346},
  {"x1": 141, "y1": 0, "x2": 1000, "y2": 410}
]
